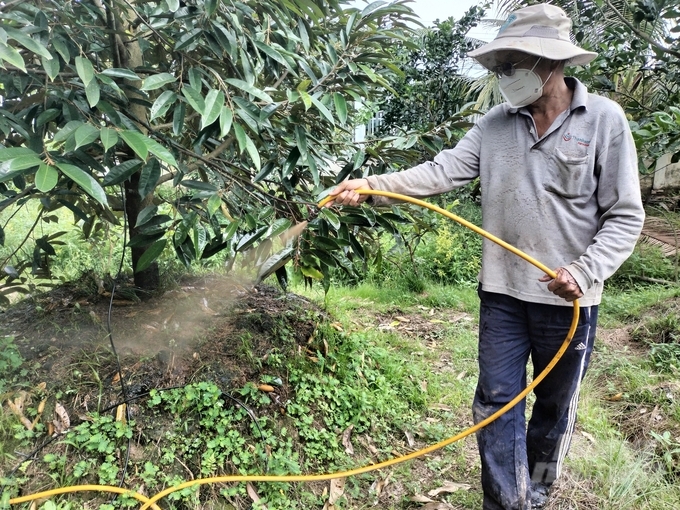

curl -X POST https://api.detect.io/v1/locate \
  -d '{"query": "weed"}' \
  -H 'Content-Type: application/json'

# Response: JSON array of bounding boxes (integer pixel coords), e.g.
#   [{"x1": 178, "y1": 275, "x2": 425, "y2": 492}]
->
[
  {"x1": 650, "y1": 430, "x2": 680, "y2": 481},
  {"x1": 607, "y1": 244, "x2": 677, "y2": 290}
]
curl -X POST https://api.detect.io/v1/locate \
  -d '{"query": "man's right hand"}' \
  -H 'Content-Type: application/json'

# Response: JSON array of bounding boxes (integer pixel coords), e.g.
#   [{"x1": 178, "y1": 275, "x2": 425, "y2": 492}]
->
[{"x1": 323, "y1": 179, "x2": 372, "y2": 207}]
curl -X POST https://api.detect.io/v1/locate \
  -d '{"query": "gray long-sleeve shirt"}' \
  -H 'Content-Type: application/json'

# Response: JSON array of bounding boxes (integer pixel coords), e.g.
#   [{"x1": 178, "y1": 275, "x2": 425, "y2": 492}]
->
[{"x1": 366, "y1": 78, "x2": 644, "y2": 306}]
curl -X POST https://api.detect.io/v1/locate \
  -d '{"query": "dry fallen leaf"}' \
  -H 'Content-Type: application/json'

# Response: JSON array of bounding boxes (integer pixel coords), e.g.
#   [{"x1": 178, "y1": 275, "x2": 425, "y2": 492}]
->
[
  {"x1": 404, "y1": 430, "x2": 415, "y2": 448},
  {"x1": 115, "y1": 404, "x2": 127, "y2": 424},
  {"x1": 429, "y1": 403, "x2": 452, "y2": 412},
  {"x1": 607, "y1": 392, "x2": 623, "y2": 402},
  {"x1": 328, "y1": 478, "x2": 345, "y2": 505},
  {"x1": 370, "y1": 472, "x2": 392, "y2": 498},
  {"x1": 581, "y1": 431, "x2": 596, "y2": 443},
  {"x1": 246, "y1": 482, "x2": 268, "y2": 509},
  {"x1": 53, "y1": 402, "x2": 70, "y2": 434},
  {"x1": 395, "y1": 316, "x2": 411, "y2": 322},
  {"x1": 7, "y1": 392, "x2": 33, "y2": 430},
  {"x1": 410, "y1": 494, "x2": 434, "y2": 503},
  {"x1": 427, "y1": 481, "x2": 471, "y2": 497},
  {"x1": 359, "y1": 435, "x2": 379, "y2": 455},
  {"x1": 341, "y1": 424, "x2": 355, "y2": 455},
  {"x1": 331, "y1": 322, "x2": 344, "y2": 331},
  {"x1": 31, "y1": 399, "x2": 47, "y2": 429},
  {"x1": 258, "y1": 384, "x2": 275, "y2": 393},
  {"x1": 420, "y1": 502, "x2": 454, "y2": 510}
]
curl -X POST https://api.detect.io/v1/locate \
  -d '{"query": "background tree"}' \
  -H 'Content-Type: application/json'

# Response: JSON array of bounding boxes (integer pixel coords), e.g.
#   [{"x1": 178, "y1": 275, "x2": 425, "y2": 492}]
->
[
  {"x1": 496, "y1": 0, "x2": 680, "y2": 175},
  {"x1": 375, "y1": 5, "x2": 488, "y2": 156},
  {"x1": 0, "y1": 0, "x2": 467, "y2": 301}
]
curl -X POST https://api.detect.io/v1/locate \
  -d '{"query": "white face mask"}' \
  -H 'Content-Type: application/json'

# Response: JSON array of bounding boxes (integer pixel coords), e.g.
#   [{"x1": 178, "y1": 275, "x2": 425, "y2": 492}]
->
[{"x1": 498, "y1": 59, "x2": 553, "y2": 108}]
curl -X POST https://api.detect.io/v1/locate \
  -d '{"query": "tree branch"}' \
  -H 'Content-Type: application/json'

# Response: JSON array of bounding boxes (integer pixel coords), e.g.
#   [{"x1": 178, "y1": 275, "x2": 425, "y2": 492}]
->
[{"x1": 604, "y1": 0, "x2": 680, "y2": 59}]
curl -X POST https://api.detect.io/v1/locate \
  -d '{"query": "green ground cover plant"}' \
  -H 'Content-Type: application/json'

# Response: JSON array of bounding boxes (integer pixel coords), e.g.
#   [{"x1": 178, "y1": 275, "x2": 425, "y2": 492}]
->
[{"x1": 2, "y1": 204, "x2": 680, "y2": 509}]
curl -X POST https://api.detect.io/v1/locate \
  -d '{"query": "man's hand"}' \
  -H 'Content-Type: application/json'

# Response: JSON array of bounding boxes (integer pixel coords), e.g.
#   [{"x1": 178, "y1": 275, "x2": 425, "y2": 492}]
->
[
  {"x1": 539, "y1": 267, "x2": 583, "y2": 302},
  {"x1": 323, "y1": 179, "x2": 372, "y2": 207}
]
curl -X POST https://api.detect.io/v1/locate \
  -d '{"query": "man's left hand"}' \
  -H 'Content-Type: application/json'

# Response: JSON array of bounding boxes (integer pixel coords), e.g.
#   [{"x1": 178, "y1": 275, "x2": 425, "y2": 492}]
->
[{"x1": 539, "y1": 267, "x2": 583, "y2": 302}]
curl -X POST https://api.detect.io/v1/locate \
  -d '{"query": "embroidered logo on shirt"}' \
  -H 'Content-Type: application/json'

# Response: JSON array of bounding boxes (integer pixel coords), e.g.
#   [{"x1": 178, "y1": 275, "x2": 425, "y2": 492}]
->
[
  {"x1": 563, "y1": 132, "x2": 591, "y2": 147},
  {"x1": 575, "y1": 342, "x2": 587, "y2": 351}
]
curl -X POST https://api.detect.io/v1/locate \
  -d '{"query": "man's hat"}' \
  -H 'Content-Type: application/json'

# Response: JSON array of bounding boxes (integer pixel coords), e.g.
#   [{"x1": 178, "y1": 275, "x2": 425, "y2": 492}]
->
[{"x1": 468, "y1": 4, "x2": 597, "y2": 70}]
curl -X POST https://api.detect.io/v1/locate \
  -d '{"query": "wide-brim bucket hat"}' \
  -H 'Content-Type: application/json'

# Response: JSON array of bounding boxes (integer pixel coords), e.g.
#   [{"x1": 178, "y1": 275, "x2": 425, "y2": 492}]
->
[{"x1": 468, "y1": 4, "x2": 598, "y2": 71}]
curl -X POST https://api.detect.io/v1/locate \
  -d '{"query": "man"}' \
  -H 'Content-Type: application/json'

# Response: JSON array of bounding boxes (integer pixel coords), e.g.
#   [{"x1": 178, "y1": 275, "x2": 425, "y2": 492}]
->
[{"x1": 324, "y1": 4, "x2": 644, "y2": 509}]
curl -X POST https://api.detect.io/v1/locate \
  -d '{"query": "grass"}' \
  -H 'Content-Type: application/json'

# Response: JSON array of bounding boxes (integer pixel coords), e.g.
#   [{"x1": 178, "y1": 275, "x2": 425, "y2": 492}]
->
[{"x1": 3, "y1": 200, "x2": 680, "y2": 508}]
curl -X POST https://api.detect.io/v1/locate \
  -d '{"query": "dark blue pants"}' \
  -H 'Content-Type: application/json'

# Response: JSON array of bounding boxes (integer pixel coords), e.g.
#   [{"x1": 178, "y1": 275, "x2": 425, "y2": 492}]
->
[{"x1": 473, "y1": 288, "x2": 598, "y2": 510}]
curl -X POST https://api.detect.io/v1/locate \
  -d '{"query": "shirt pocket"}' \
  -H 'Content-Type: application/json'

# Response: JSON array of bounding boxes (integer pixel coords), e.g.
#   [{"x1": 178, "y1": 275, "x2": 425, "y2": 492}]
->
[{"x1": 543, "y1": 148, "x2": 594, "y2": 199}]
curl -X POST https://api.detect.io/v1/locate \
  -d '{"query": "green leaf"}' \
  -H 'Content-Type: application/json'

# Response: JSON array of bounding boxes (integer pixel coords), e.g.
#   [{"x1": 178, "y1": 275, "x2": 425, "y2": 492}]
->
[
  {"x1": 56, "y1": 163, "x2": 107, "y2": 205},
  {"x1": 100, "y1": 127, "x2": 119, "y2": 152},
  {"x1": 175, "y1": 28, "x2": 202, "y2": 51},
  {"x1": 138, "y1": 159, "x2": 160, "y2": 198},
  {"x1": 294, "y1": 125, "x2": 308, "y2": 158},
  {"x1": 136, "y1": 205, "x2": 158, "y2": 227},
  {"x1": 319, "y1": 208, "x2": 340, "y2": 229},
  {"x1": 141, "y1": 73, "x2": 176, "y2": 91},
  {"x1": 180, "y1": 180, "x2": 217, "y2": 191},
  {"x1": 300, "y1": 266, "x2": 324, "y2": 280},
  {"x1": 41, "y1": 54, "x2": 60, "y2": 81},
  {"x1": 35, "y1": 108, "x2": 60, "y2": 127},
  {"x1": 254, "y1": 160, "x2": 275, "y2": 183},
  {"x1": 225, "y1": 78, "x2": 273, "y2": 103},
  {"x1": 310, "y1": 95, "x2": 334, "y2": 125},
  {"x1": 0, "y1": 41, "x2": 26, "y2": 72},
  {"x1": 182, "y1": 86, "x2": 205, "y2": 115},
  {"x1": 102, "y1": 159, "x2": 143, "y2": 186},
  {"x1": 173, "y1": 102, "x2": 186, "y2": 136},
  {"x1": 299, "y1": 90, "x2": 312, "y2": 111},
  {"x1": 219, "y1": 106, "x2": 233, "y2": 137},
  {"x1": 74, "y1": 124, "x2": 100, "y2": 150},
  {"x1": 205, "y1": 0, "x2": 219, "y2": 17},
  {"x1": 193, "y1": 224, "x2": 207, "y2": 259},
  {"x1": 146, "y1": 138, "x2": 177, "y2": 167},
  {"x1": 207, "y1": 193, "x2": 221, "y2": 217},
  {"x1": 234, "y1": 123, "x2": 247, "y2": 154},
  {"x1": 75, "y1": 56, "x2": 95, "y2": 86},
  {"x1": 254, "y1": 41, "x2": 288, "y2": 67},
  {"x1": 244, "y1": 135, "x2": 261, "y2": 170},
  {"x1": 101, "y1": 68, "x2": 141, "y2": 80},
  {"x1": 119, "y1": 130, "x2": 149, "y2": 160},
  {"x1": 150, "y1": 91, "x2": 177, "y2": 121},
  {"x1": 201, "y1": 89, "x2": 224, "y2": 130},
  {"x1": 334, "y1": 93, "x2": 348, "y2": 125},
  {"x1": 0, "y1": 148, "x2": 37, "y2": 162},
  {"x1": 52, "y1": 36, "x2": 70, "y2": 63},
  {"x1": 4, "y1": 27, "x2": 52, "y2": 59},
  {"x1": 236, "y1": 226, "x2": 267, "y2": 252},
  {"x1": 53, "y1": 121, "x2": 83, "y2": 144},
  {"x1": 266, "y1": 218, "x2": 293, "y2": 239},
  {"x1": 6, "y1": 155, "x2": 43, "y2": 171},
  {"x1": 135, "y1": 240, "x2": 167, "y2": 273},
  {"x1": 35, "y1": 163, "x2": 58, "y2": 192},
  {"x1": 256, "y1": 247, "x2": 293, "y2": 284}
]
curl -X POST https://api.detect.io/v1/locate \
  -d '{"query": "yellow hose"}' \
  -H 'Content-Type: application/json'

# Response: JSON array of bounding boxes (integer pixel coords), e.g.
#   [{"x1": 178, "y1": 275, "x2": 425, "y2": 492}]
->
[
  {"x1": 9, "y1": 189, "x2": 579, "y2": 510},
  {"x1": 7, "y1": 485, "x2": 159, "y2": 509}
]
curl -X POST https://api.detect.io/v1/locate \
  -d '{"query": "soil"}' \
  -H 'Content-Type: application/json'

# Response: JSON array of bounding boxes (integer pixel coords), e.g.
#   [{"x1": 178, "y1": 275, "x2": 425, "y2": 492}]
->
[
  {"x1": 1, "y1": 274, "x2": 678, "y2": 509},
  {"x1": 0, "y1": 275, "x2": 324, "y2": 416}
]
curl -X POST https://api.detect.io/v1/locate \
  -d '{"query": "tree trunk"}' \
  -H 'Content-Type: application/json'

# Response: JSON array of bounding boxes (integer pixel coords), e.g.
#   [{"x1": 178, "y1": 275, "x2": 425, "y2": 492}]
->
[{"x1": 116, "y1": 3, "x2": 160, "y2": 291}]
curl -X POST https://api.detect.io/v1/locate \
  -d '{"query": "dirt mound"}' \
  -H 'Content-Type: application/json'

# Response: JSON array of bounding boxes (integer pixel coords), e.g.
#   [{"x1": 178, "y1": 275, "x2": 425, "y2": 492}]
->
[{"x1": 0, "y1": 276, "x2": 324, "y2": 436}]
